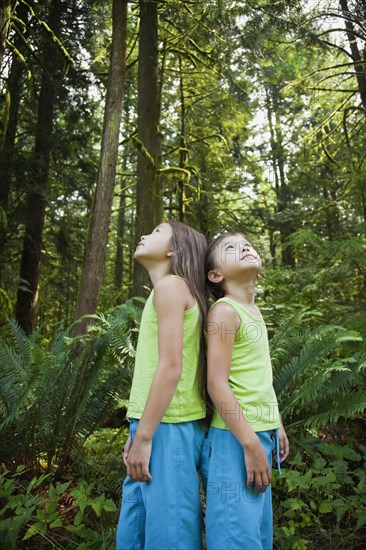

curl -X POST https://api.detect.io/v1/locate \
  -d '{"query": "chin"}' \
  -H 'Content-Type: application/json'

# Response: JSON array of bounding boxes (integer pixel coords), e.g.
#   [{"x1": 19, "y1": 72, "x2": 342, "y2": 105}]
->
[{"x1": 134, "y1": 252, "x2": 147, "y2": 267}]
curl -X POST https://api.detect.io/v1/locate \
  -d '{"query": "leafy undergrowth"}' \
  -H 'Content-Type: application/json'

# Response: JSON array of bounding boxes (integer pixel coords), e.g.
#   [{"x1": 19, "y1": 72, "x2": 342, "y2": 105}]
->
[
  {"x1": 273, "y1": 426, "x2": 366, "y2": 549},
  {"x1": 1, "y1": 426, "x2": 366, "y2": 549},
  {"x1": 0, "y1": 428, "x2": 128, "y2": 550}
]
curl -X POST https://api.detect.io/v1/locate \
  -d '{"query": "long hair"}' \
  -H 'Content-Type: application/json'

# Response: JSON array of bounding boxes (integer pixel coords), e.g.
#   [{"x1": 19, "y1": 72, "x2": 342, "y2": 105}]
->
[{"x1": 167, "y1": 220, "x2": 211, "y2": 423}]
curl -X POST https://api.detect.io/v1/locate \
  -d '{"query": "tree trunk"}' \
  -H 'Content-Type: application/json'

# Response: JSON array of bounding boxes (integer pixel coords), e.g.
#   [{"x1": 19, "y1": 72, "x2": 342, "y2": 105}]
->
[
  {"x1": 265, "y1": 84, "x2": 295, "y2": 268},
  {"x1": 339, "y1": 0, "x2": 366, "y2": 108},
  {"x1": 132, "y1": 0, "x2": 162, "y2": 296},
  {"x1": 14, "y1": 0, "x2": 63, "y2": 334},
  {"x1": 114, "y1": 170, "x2": 127, "y2": 292},
  {"x1": 0, "y1": 2, "x2": 27, "y2": 285},
  {"x1": 0, "y1": 0, "x2": 12, "y2": 72},
  {"x1": 269, "y1": 226, "x2": 276, "y2": 268},
  {"x1": 195, "y1": 149, "x2": 209, "y2": 236},
  {"x1": 74, "y1": 0, "x2": 127, "y2": 334},
  {"x1": 322, "y1": 186, "x2": 334, "y2": 240},
  {"x1": 178, "y1": 55, "x2": 187, "y2": 222}
]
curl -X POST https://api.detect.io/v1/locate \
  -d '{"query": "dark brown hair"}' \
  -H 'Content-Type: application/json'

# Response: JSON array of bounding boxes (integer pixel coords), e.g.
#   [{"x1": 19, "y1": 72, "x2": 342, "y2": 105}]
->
[{"x1": 167, "y1": 221, "x2": 211, "y2": 423}]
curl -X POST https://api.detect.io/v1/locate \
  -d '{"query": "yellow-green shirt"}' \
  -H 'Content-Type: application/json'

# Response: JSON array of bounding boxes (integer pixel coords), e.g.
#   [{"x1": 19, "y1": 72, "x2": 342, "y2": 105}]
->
[
  {"x1": 211, "y1": 297, "x2": 280, "y2": 432},
  {"x1": 127, "y1": 276, "x2": 205, "y2": 422}
]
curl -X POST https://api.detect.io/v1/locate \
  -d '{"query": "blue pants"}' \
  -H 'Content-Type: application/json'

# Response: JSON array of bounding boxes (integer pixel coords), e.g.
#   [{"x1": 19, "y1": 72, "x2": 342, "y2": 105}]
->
[
  {"x1": 116, "y1": 419, "x2": 205, "y2": 550},
  {"x1": 200, "y1": 427, "x2": 277, "y2": 550}
]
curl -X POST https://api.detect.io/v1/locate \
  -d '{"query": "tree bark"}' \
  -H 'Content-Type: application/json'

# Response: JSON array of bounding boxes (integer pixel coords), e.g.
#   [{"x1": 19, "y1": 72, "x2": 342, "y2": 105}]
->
[
  {"x1": 0, "y1": 2, "x2": 27, "y2": 285},
  {"x1": 339, "y1": 0, "x2": 366, "y2": 108},
  {"x1": 114, "y1": 165, "x2": 127, "y2": 292},
  {"x1": 0, "y1": 0, "x2": 12, "y2": 72},
  {"x1": 132, "y1": 0, "x2": 162, "y2": 296},
  {"x1": 74, "y1": 0, "x2": 127, "y2": 333},
  {"x1": 273, "y1": 88, "x2": 295, "y2": 267},
  {"x1": 14, "y1": 0, "x2": 64, "y2": 334},
  {"x1": 178, "y1": 55, "x2": 187, "y2": 222},
  {"x1": 265, "y1": 83, "x2": 295, "y2": 268}
]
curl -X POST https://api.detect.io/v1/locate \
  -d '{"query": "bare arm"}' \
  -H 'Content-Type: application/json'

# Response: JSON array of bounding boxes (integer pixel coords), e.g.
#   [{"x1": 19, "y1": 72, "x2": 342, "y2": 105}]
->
[
  {"x1": 278, "y1": 417, "x2": 290, "y2": 463},
  {"x1": 207, "y1": 302, "x2": 272, "y2": 492},
  {"x1": 126, "y1": 277, "x2": 187, "y2": 482}
]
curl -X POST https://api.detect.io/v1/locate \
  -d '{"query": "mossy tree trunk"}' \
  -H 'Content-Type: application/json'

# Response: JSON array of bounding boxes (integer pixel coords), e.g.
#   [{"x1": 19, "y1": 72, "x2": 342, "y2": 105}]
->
[
  {"x1": 74, "y1": 0, "x2": 128, "y2": 334},
  {"x1": 15, "y1": 0, "x2": 65, "y2": 334}
]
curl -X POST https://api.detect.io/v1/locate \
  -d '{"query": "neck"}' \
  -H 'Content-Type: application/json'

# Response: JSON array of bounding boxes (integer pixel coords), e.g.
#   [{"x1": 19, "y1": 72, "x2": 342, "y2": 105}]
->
[
  {"x1": 224, "y1": 279, "x2": 257, "y2": 307},
  {"x1": 144, "y1": 261, "x2": 173, "y2": 287}
]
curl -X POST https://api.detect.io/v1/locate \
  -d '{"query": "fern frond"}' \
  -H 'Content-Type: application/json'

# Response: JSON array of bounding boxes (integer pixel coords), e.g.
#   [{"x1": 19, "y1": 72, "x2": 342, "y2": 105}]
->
[
  {"x1": 270, "y1": 314, "x2": 364, "y2": 429},
  {"x1": 0, "y1": 300, "x2": 138, "y2": 470},
  {"x1": 302, "y1": 390, "x2": 366, "y2": 429}
]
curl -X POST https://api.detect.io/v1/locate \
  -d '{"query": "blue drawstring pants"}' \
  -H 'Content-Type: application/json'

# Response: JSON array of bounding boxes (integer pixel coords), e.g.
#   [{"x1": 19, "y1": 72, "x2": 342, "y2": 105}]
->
[
  {"x1": 116, "y1": 419, "x2": 205, "y2": 550},
  {"x1": 200, "y1": 427, "x2": 280, "y2": 550}
]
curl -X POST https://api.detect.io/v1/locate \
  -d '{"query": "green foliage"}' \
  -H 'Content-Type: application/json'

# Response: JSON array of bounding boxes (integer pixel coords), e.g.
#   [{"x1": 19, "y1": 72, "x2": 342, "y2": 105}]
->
[
  {"x1": 0, "y1": 300, "x2": 140, "y2": 474},
  {"x1": 273, "y1": 430, "x2": 366, "y2": 549},
  {"x1": 1, "y1": 297, "x2": 365, "y2": 548},
  {"x1": 1, "y1": 0, "x2": 366, "y2": 546},
  {"x1": 0, "y1": 466, "x2": 118, "y2": 549},
  {"x1": 0, "y1": 300, "x2": 140, "y2": 547},
  {"x1": 270, "y1": 309, "x2": 366, "y2": 428}
]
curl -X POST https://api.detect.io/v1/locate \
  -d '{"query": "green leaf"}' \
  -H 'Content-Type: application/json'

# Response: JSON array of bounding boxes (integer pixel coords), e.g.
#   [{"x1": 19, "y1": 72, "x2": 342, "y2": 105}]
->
[
  {"x1": 283, "y1": 498, "x2": 306, "y2": 511},
  {"x1": 22, "y1": 522, "x2": 45, "y2": 540},
  {"x1": 22, "y1": 526, "x2": 39, "y2": 541},
  {"x1": 355, "y1": 512, "x2": 366, "y2": 531},
  {"x1": 103, "y1": 499, "x2": 117, "y2": 512},
  {"x1": 319, "y1": 502, "x2": 332, "y2": 513},
  {"x1": 74, "y1": 509, "x2": 84, "y2": 526},
  {"x1": 45, "y1": 500, "x2": 58, "y2": 514},
  {"x1": 50, "y1": 517, "x2": 63, "y2": 529},
  {"x1": 91, "y1": 495, "x2": 105, "y2": 517}
]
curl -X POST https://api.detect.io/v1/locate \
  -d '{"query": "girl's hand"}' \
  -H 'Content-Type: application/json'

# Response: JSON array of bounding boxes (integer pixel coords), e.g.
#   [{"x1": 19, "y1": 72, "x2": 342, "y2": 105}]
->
[
  {"x1": 244, "y1": 438, "x2": 272, "y2": 493},
  {"x1": 278, "y1": 424, "x2": 290, "y2": 463},
  {"x1": 123, "y1": 437, "x2": 132, "y2": 467},
  {"x1": 126, "y1": 436, "x2": 152, "y2": 482}
]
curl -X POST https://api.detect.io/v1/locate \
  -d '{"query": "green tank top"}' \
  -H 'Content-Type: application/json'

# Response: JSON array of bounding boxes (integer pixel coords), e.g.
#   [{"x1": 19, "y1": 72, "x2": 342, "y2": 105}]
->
[
  {"x1": 211, "y1": 297, "x2": 281, "y2": 432},
  {"x1": 127, "y1": 276, "x2": 205, "y2": 422}
]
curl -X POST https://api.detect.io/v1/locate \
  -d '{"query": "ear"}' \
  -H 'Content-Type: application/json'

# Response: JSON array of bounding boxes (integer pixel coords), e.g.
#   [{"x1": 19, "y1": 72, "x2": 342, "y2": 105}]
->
[
  {"x1": 167, "y1": 250, "x2": 174, "y2": 257},
  {"x1": 208, "y1": 269, "x2": 223, "y2": 284}
]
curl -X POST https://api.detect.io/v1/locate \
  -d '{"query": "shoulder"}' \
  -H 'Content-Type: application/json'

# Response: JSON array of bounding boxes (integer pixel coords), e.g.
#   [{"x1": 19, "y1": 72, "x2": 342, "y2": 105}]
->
[
  {"x1": 206, "y1": 301, "x2": 240, "y2": 343},
  {"x1": 154, "y1": 275, "x2": 187, "y2": 294},
  {"x1": 208, "y1": 300, "x2": 240, "y2": 324},
  {"x1": 153, "y1": 276, "x2": 188, "y2": 308}
]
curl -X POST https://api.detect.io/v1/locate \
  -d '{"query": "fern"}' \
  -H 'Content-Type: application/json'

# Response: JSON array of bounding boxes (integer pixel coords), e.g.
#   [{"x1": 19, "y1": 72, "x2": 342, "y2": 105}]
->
[
  {"x1": 302, "y1": 391, "x2": 366, "y2": 429},
  {"x1": 271, "y1": 309, "x2": 366, "y2": 429},
  {"x1": 0, "y1": 300, "x2": 141, "y2": 473}
]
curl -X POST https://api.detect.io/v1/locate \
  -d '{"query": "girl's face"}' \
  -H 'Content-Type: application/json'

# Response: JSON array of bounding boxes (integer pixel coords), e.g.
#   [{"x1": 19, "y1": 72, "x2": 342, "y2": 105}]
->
[
  {"x1": 212, "y1": 234, "x2": 262, "y2": 279},
  {"x1": 134, "y1": 223, "x2": 173, "y2": 263}
]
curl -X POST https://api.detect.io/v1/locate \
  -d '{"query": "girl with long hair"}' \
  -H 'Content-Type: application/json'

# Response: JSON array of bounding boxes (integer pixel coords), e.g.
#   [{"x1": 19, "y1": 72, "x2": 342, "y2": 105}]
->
[{"x1": 116, "y1": 220, "x2": 208, "y2": 550}]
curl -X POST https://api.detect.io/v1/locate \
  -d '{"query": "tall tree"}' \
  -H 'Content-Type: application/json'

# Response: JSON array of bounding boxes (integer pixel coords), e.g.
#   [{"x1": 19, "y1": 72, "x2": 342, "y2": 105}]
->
[
  {"x1": 132, "y1": 0, "x2": 162, "y2": 296},
  {"x1": 339, "y1": 0, "x2": 366, "y2": 108},
  {"x1": 265, "y1": 83, "x2": 296, "y2": 267},
  {"x1": 14, "y1": 0, "x2": 68, "y2": 334},
  {"x1": 0, "y1": 0, "x2": 13, "y2": 72},
  {"x1": 0, "y1": 2, "x2": 28, "y2": 284},
  {"x1": 74, "y1": 0, "x2": 127, "y2": 333}
]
